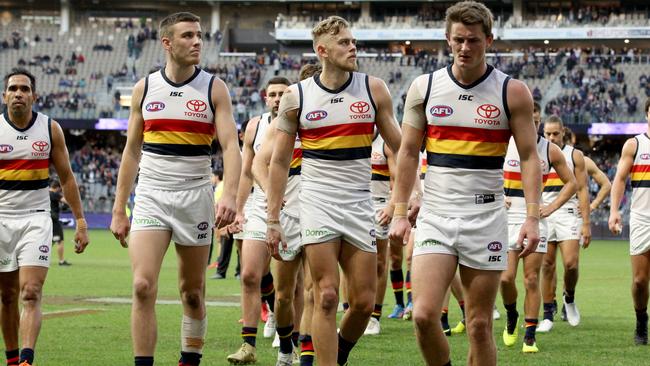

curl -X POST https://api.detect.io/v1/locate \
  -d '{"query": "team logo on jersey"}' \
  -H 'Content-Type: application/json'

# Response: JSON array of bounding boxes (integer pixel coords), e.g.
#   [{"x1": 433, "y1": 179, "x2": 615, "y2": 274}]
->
[
  {"x1": 507, "y1": 159, "x2": 520, "y2": 167},
  {"x1": 38, "y1": 245, "x2": 49, "y2": 253},
  {"x1": 186, "y1": 99, "x2": 207, "y2": 112},
  {"x1": 32, "y1": 141, "x2": 49, "y2": 152},
  {"x1": 487, "y1": 241, "x2": 502, "y2": 252},
  {"x1": 350, "y1": 101, "x2": 370, "y2": 114},
  {"x1": 640, "y1": 153, "x2": 650, "y2": 160},
  {"x1": 145, "y1": 101, "x2": 165, "y2": 112},
  {"x1": 430, "y1": 105, "x2": 453, "y2": 118},
  {"x1": 197, "y1": 221, "x2": 209, "y2": 231},
  {"x1": 306, "y1": 110, "x2": 328, "y2": 121},
  {"x1": 477, "y1": 104, "x2": 501, "y2": 119},
  {"x1": 0, "y1": 144, "x2": 13, "y2": 153}
]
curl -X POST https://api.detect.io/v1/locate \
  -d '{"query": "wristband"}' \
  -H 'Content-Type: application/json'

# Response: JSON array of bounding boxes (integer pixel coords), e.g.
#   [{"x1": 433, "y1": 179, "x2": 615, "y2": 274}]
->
[
  {"x1": 76, "y1": 218, "x2": 88, "y2": 230},
  {"x1": 267, "y1": 219, "x2": 280, "y2": 225},
  {"x1": 526, "y1": 203, "x2": 540, "y2": 219},
  {"x1": 394, "y1": 202, "x2": 408, "y2": 217}
]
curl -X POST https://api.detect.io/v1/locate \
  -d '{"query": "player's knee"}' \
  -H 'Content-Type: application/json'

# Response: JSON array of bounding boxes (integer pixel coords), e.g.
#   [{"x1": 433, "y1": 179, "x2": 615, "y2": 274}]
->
[
  {"x1": 317, "y1": 286, "x2": 338, "y2": 314},
  {"x1": 524, "y1": 272, "x2": 539, "y2": 290},
  {"x1": 240, "y1": 269, "x2": 260, "y2": 290},
  {"x1": 500, "y1": 272, "x2": 516, "y2": 288},
  {"x1": 181, "y1": 288, "x2": 203, "y2": 310},
  {"x1": 133, "y1": 278, "x2": 156, "y2": 301},
  {"x1": 632, "y1": 276, "x2": 649, "y2": 293},
  {"x1": 20, "y1": 283, "x2": 42, "y2": 304},
  {"x1": 542, "y1": 258, "x2": 555, "y2": 272},
  {"x1": 466, "y1": 316, "x2": 491, "y2": 342},
  {"x1": 413, "y1": 306, "x2": 436, "y2": 329},
  {"x1": 565, "y1": 260, "x2": 579, "y2": 274},
  {"x1": 348, "y1": 295, "x2": 373, "y2": 316},
  {"x1": 275, "y1": 287, "x2": 294, "y2": 309}
]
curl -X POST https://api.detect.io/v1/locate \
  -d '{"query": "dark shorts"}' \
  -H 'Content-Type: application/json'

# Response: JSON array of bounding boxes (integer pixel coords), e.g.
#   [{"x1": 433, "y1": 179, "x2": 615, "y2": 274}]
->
[{"x1": 52, "y1": 219, "x2": 64, "y2": 242}]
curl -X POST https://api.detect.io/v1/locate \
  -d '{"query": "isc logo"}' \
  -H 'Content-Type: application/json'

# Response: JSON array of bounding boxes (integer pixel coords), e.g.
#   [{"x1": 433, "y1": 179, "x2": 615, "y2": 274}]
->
[
  {"x1": 488, "y1": 255, "x2": 501, "y2": 262},
  {"x1": 458, "y1": 94, "x2": 474, "y2": 101},
  {"x1": 306, "y1": 110, "x2": 328, "y2": 121},
  {"x1": 170, "y1": 91, "x2": 184, "y2": 97},
  {"x1": 430, "y1": 105, "x2": 453, "y2": 118},
  {"x1": 197, "y1": 233, "x2": 208, "y2": 240}
]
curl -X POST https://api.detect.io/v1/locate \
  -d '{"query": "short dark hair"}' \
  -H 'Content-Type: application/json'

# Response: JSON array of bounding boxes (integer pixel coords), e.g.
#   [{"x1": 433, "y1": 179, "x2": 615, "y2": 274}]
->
[
  {"x1": 266, "y1": 76, "x2": 291, "y2": 90},
  {"x1": 159, "y1": 12, "x2": 200, "y2": 39},
  {"x1": 533, "y1": 102, "x2": 541, "y2": 114},
  {"x1": 445, "y1": 0, "x2": 494, "y2": 38},
  {"x1": 299, "y1": 63, "x2": 322, "y2": 81},
  {"x1": 545, "y1": 114, "x2": 564, "y2": 127},
  {"x1": 645, "y1": 97, "x2": 650, "y2": 115},
  {"x1": 4, "y1": 69, "x2": 35, "y2": 93}
]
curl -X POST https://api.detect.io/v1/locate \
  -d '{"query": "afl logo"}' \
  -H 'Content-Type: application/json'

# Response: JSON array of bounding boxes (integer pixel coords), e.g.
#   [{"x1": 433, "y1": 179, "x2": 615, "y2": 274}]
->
[
  {"x1": 32, "y1": 141, "x2": 49, "y2": 152},
  {"x1": 197, "y1": 222, "x2": 209, "y2": 231},
  {"x1": 0, "y1": 144, "x2": 13, "y2": 153},
  {"x1": 38, "y1": 245, "x2": 49, "y2": 253},
  {"x1": 640, "y1": 154, "x2": 650, "y2": 160},
  {"x1": 430, "y1": 105, "x2": 453, "y2": 118},
  {"x1": 487, "y1": 241, "x2": 502, "y2": 252},
  {"x1": 507, "y1": 160, "x2": 520, "y2": 167},
  {"x1": 306, "y1": 110, "x2": 328, "y2": 121},
  {"x1": 477, "y1": 104, "x2": 501, "y2": 119},
  {"x1": 186, "y1": 99, "x2": 207, "y2": 112},
  {"x1": 350, "y1": 101, "x2": 370, "y2": 114},
  {"x1": 145, "y1": 101, "x2": 165, "y2": 112}
]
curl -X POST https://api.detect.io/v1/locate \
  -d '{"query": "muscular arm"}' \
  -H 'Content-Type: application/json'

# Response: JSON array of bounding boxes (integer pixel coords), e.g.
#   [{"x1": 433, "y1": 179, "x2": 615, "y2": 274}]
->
[
  {"x1": 542, "y1": 143, "x2": 577, "y2": 217},
  {"x1": 370, "y1": 76, "x2": 401, "y2": 154},
  {"x1": 212, "y1": 77, "x2": 241, "y2": 226},
  {"x1": 236, "y1": 117, "x2": 260, "y2": 213},
  {"x1": 609, "y1": 138, "x2": 636, "y2": 233},
  {"x1": 252, "y1": 118, "x2": 277, "y2": 194},
  {"x1": 508, "y1": 79, "x2": 541, "y2": 256},
  {"x1": 572, "y1": 149, "x2": 592, "y2": 247},
  {"x1": 50, "y1": 121, "x2": 88, "y2": 252},
  {"x1": 584, "y1": 156, "x2": 612, "y2": 211}
]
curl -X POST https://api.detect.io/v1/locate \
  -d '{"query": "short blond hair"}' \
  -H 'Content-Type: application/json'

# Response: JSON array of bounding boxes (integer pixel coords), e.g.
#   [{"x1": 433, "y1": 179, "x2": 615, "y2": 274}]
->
[
  {"x1": 311, "y1": 16, "x2": 350, "y2": 51},
  {"x1": 445, "y1": 1, "x2": 493, "y2": 37}
]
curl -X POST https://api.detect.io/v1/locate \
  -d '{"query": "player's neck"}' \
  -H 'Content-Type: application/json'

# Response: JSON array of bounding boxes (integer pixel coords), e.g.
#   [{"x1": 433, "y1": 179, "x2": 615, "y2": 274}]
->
[
  {"x1": 6, "y1": 110, "x2": 32, "y2": 129},
  {"x1": 319, "y1": 64, "x2": 350, "y2": 91},
  {"x1": 451, "y1": 62, "x2": 487, "y2": 86},
  {"x1": 164, "y1": 62, "x2": 196, "y2": 84}
]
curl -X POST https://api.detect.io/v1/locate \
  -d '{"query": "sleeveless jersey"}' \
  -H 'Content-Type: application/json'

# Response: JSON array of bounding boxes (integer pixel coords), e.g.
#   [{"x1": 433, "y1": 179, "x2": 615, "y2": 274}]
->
[
  {"x1": 297, "y1": 72, "x2": 376, "y2": 203},
  {"x1": 0, "y1": 111, "x2": 51, "y2": 215},
  {"x1": 284, "y1": 136, "x2": 302, "y2": 217},
  {"x1": 420, "y1": 65, "x2": 512, "y2": 216},
  {"x1": 251, "y1": 113, "x2": 272, "y2": 206},
  {"x1": 543, "y1": 144, "x2": 577, "y2": 209},
  {"x1": 631, "y1": 133, "x2": 650, "y2": 216},
  {"x1": 420, "y1": 151, "x2": 427, "y2": 180},
  {"x1": 139, "y1": 67, "x2": 216, "y2": 190},
  {"x1": 504, "y1": 135, "x2": 550, "y2": 224},
  {"x1": 371, "y1": 133, "x2": 390, "y2": 199}
]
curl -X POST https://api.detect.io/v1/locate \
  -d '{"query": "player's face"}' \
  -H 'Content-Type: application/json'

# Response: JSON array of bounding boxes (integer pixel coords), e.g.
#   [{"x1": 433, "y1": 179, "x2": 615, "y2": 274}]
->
[
  {"x1": 265, "y1": 83, "x2": 288, "y2": 117},
  {"x1": 446, "y1": 22, "x2": 493, "y2": 71},
  {"x1": 543, "y1": 122, "x2": 564, "y2": 146},
  {"x1": 3, "y1": 75, "x2": 35, "y2": 116},
  {"x1": 323, "y1": 28, "x2": 357, "y2": 72},
  {"x1": 165, "y1": 21, "x2": 202, "y2": 66},
  {"x1": 533, "y1": 110, "x2": 541, "y2": 130}
]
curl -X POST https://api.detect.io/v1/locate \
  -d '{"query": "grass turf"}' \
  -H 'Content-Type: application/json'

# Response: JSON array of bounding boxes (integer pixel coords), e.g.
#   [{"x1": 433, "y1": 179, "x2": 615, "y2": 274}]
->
[{"x1": 28, "y1": 230, "x2": 643, "y2": 365}]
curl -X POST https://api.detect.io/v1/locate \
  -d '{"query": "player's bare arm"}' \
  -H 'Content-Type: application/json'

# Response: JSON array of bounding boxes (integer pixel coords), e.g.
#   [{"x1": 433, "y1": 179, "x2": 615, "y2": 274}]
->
[
  {"x1": 377, "y1": 144, "x2": 397, "y2": 226},
  {"x1": 609, "y1": 138, "x2": 636, "y2": 234},
  {"x1": 251, "y1": 118, "x2": 277, "y2": 194},
  {"x1": 584, "y1": 156, "x2": 612, "y2": 211},
  {"x1": 370, "y1": 76, "x2": 401, "y2": 153},
  {"x1": 110, "y1": 78, "x2": 145, "y2": 248},
  {"x1": 541, "y1": 143, "x2": 577, "y2": 218},
  {"x1": 508, "y1": 79, "x2": 542, "y2": 257},
  {"x1": 50, "y1": 120, "x2": 89, "y2": 253},
  {"x1": 230, "y1": 116, "x2": 260, "y2": 233},
  {"x1": 266, "y1": 87, "x2": 299, "y2": 259},
  {"x1": 388, "y1": 76, "x2": 426, "y2": 245},
  {"x1": 573, "y1": 149, "x2": 592, "y2": 248},
  {"x1": 212, "y1": 77, "x2": 241, "y2": 227}
]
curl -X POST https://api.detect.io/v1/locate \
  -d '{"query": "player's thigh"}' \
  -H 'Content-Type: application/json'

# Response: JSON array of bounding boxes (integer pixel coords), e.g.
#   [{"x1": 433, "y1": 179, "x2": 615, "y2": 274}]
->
[
  {"x1": 128, "y1": 230, "x2": 172, "y2": 281},
  {"x1": 501, "y1": 250, "x2": 520, "y2": 282},
  {"x1": 304, "y1": 241, "x2": 341, "y2": 293},
  {"x1": 340, "y1": 241, "x2": 377, "y2": 303},
  {"x1": 523, "y1": 252, "x2": 544, "y2": 280},
  {"x1": 241, "y1": 239, "x2": 271, "y2": 279},
  {"x1": 274, "y1": 257, "x2": 302, "y2": 294},
  {"x1": 176, "y1": 243, "x2": 210, "y2": 291},
  {"x1": 18, "y1": 266, "x2": 48, "y2": 293},
  {"x1": 631, "y1": 251, "x2": 650, "y2": 281},
  {"x1": 411, "y1": 253, "x2": 457, "y2": 314},
  {"x1": 558, "y1": 239, "x2": 580, "y2": 267},
  {"x1": 459, "y1": 265, "x2": 501, "y2": 316}
]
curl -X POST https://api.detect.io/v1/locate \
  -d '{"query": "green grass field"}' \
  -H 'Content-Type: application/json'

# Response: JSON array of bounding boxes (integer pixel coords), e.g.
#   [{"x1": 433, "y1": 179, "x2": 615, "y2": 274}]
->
[{"x1": 30, "y1": 230, "x2": 643, "y2": 365}]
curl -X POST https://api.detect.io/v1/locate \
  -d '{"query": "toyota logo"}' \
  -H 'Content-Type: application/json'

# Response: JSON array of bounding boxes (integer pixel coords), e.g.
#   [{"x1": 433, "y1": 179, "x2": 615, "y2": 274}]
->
[
  {"x1": 477, "y1": 104, "x2": 501, "y2": 119},
  {"x1": 349, "y1": 101, "x2": 370, "y2": 114},
  {"x1": 32, "y1": 141, "x2": 49, "y2": 152},
  {"x1": 186, "y1": 99, "x2": 207, "y2": 112}
]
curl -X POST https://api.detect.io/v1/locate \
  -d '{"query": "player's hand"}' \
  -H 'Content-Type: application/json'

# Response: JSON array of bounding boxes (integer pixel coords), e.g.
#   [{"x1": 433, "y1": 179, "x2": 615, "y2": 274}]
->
[
  {"x1": 266, "y1": 221, "x2": 287, "y2": 261},
  {"x1": 389, "y1": 217, "x2": 411, "y2": 246},
  {"x1": 228, "y1": 213, "x2": 245, "y2": 234},
  {"x1": 377, "y1": 203, "x2": 393, "y2": 226},
  {"x1": 73, "y1": 226, "x2": 89, "y2": 254},
  {"x1": 590, "y1": 202, "x2": 598, "y2": 211},
  {"x1": 608, "y1": 210, "x2": 623, "y2": 235},
  {"x1": 581, "y1": 222, "x2": 592, "y2": 249},
  {"x1": 505, "y1": 197, "x2": 512, "y2": 209},
  {"x1": 517, "y1": 216, "x2": 540, "y2": 258},
  {"x1": 540, "y1": 205, "x2": 554, "y2": 218},
  {"x1": 407, "y1": 198, "x2": 421, "y2": 227},
  {"x1": 215, "y1": 194, "x2": 236, "y2": 228},
  {"x1": 110, "y1": 211, "x2": 130, "y2": 248}
]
